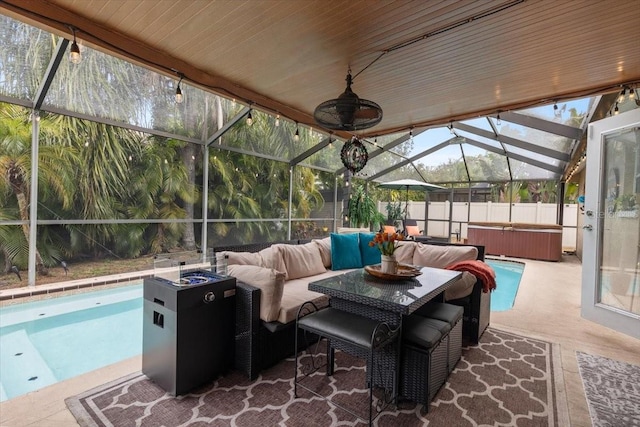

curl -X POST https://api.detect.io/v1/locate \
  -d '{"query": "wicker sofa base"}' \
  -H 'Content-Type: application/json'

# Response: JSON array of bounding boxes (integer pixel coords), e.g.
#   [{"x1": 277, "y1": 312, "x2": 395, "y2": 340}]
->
[{"x1": 400, "y1": 334, "x2": 448, "y2": 408}]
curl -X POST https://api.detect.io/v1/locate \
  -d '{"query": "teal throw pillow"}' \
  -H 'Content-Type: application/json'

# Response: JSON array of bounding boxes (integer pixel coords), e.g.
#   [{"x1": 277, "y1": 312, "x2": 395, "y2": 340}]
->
[
  {"x1": 359, "y1": 232, "x2": 381, "y2": 266},
  {"x1": 330, "y1": 233, "x2": 363, "y2": 270}
]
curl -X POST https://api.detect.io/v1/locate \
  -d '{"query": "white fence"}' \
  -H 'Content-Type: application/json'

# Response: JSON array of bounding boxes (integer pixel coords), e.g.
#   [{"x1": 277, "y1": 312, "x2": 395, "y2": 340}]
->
[{"x1": 379, "y1": 201, "x2": 578, "y2": 251}]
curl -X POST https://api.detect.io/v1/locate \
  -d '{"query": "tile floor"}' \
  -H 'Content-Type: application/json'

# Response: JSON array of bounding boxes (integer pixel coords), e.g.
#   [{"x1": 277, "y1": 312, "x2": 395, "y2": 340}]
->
[{"x1": 1, "y1": 254, "x2": 639, "y2": 426}]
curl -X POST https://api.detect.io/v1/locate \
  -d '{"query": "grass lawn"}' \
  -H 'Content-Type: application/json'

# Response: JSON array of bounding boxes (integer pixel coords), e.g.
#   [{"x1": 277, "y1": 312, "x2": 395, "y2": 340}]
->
[{"x1": 0, "y1": 255, "x2": 157, "y2": 290}]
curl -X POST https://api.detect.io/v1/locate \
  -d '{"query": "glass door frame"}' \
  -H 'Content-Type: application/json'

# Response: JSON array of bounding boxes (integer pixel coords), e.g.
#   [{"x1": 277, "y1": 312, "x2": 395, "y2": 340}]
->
[{"x1": 582, "y1": 108, "x2": 640, "y2": 340}]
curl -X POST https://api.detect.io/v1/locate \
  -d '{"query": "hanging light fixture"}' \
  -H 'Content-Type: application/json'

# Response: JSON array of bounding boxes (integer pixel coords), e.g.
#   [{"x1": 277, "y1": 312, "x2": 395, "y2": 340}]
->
[
  {"x1": 175, "y1": 73, "x2": 184, "y2": 104},
  {"x1": 628, "y1": 87, "x2": 636, "y2": 101},
  {"x1": 314, "y1": 69, "x2": 382, "y2": 131},
  {"x1": 614, "y1": 103, "x2": 619, "y2": 115},
  {"x1": 496, "y1": 113, "x2": 501, "y2": 126},
  {"x1": 275, "y1": 114, "x2": 280, "y2": 127},
  {"x1": 293, "y1": 122, "x2": 300, "y2": 142},
  {"x1": 246, "y1": 109, "x2": 253, "y2": 126},
  {"x1": 69, "y1": 27, "x2": 81, "y2": 64},
  {"x1": 618, "y1": 88, "x2": 626, "y2": 103}
]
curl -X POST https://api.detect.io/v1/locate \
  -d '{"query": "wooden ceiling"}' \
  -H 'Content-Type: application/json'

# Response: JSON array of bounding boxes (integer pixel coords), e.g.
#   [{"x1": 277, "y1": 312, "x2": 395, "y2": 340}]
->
[{"x1": 2, "y1": 0, "x2": 639, "y2": 138}]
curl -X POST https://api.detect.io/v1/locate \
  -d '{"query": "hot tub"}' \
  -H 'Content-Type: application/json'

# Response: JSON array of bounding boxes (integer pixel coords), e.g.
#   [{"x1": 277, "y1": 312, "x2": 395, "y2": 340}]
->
[{"x1": 467, "y1": 222, "x2": 563, "y2": 261}]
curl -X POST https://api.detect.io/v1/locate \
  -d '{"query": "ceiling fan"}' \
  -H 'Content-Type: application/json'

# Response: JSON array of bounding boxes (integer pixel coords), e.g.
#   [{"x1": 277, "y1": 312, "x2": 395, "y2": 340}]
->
[{"x1": 313, "y1": 71, "x2": 383, "y2": 131}]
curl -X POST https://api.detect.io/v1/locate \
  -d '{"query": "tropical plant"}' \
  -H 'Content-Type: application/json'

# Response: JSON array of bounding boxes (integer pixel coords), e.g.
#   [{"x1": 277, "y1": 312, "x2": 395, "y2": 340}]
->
[
  {"x1": 347, "y1": 184, "x2": 378, "y2": 229},
  {"x1": 614, "y1": 194, "x2": 637, "y2": 211},
  {"x1": 385, "y1": 201, "x2": 404, "y2": 222}
]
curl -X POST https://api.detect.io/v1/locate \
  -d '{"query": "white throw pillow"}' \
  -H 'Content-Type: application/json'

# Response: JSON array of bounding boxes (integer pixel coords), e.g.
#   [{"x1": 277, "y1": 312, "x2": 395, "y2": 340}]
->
[{"x1": 227, "y1": 264, "x2": 285, "y2": 322}]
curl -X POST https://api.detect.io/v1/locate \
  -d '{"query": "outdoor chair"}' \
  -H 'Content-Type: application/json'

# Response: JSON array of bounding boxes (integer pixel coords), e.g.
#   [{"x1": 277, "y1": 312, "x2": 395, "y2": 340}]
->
[
  {"x1": 402, "y1": 219, "x2": 430, "y2": 242},
  {"x1": 381, "y1": 220, "x2": 398, "y2": 235},
  {"x1": 294, "y1": 302, "x2": 400, "y2": 426}
]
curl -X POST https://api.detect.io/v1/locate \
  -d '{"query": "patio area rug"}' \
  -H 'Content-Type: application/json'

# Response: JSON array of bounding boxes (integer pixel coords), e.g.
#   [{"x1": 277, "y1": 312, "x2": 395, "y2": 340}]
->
[
  {"x1": 66, "y1": 328, "x2": 568, "y2": 426},
  {"x1": 576, "y1": 351, "x2": 640, "y2": 427}
]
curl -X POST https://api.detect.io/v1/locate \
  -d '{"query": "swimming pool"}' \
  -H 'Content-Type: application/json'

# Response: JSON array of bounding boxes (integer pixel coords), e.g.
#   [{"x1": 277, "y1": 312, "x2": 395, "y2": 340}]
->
[
  {"x1": 0, "y1": 284, "x2": 142, "y2": 402},
  {"x1": 486, "y1": 259, "x2": 525, "y2": 311}
]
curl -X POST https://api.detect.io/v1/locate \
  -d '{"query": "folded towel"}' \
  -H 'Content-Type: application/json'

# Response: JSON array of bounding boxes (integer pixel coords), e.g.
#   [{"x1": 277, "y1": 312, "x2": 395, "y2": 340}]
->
[{"x1": 445, "y1": 260, "x2": 497, "y2": 293}]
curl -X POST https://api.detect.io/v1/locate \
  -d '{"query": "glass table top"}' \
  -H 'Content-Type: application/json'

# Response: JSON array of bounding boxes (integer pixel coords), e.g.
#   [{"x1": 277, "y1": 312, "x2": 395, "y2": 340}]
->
[{"x1": 309, "y1": 266, "x2": 461, "y2": 312}]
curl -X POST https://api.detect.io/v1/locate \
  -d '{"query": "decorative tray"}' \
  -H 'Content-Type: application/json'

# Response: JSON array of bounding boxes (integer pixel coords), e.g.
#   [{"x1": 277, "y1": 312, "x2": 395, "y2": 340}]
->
[{"x1": 364, "y1": 264, "x2": 422, "y2": 281}]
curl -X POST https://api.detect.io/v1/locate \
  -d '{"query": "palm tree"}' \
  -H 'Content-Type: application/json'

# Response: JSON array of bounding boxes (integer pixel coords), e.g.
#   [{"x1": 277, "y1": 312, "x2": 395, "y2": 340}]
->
[{"x1": 0, "y1": 104, "x2": 77, "y2": 273}]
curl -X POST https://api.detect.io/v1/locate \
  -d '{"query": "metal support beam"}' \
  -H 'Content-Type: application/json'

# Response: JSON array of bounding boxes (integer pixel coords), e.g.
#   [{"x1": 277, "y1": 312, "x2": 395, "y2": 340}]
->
[
  {"x1": 367, "y1": 139, "x2": 452, "y2": 181},
  {"x1": 462, "y1": 136, "x2": 564, "y2": 174},
  {"x1": 206, "y1": 106, "x2": 249, "y2": 146},
  {"x1": 287, "y1": 166, "x2": 293, "y2": 240},
  {"x1": 28, "y1": 111, "x2": 40, "y2": 287},
  {"x1": 34, "y1": 38, "x2": 68, "y2": 110},
  {"x1": 333, "y1": 175, "x2": 339, "y2": 232},
  {"x1": 290, "y1": 136, "x2": 332, "y2": 166},
  {"x1": 500, "y1": 111, "x2": 582, "y2": 140},
  {"x1": 454, "y1": 122, "x2": 570, "y2": 162},
  {"x1": 201, "y1": 144, "x2": 209, "y2": 259}
]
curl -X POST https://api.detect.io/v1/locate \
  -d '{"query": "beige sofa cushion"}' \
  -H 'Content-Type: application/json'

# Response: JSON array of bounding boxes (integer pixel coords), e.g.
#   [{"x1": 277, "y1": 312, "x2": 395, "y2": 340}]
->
[
  {"x1": 220, "y1": 250, "x2": 264, "y2": 266},
  {"x1": 257, "y1": 247, "x2": 276, "y2": 268},
  {"x1": 313, "y1": 237, "x2": 332, "y2": 268},
  {"x1": 273, "y1": 242, "x2": 326, "y2": 280},
  {"x1": 444, "y1": 271, "x2": 477, "y2": 301},
  {"x1": 227, "y1": 264, "x2": 285, "y2": 322},
  {"x1": 277, "y1": 280, "x2": 330, "y2": 324},
  {"x1": 394, "y1": 240, "x2": 417, "y2": 264},
  {"x1": 413, "y1": 244, "x2": 478, "y2": 268}
]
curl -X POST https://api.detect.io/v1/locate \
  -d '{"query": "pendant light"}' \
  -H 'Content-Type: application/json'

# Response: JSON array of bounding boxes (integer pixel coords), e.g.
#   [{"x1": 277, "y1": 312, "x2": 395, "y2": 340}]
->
[
  {"x1": 175, "y1": 73, "x2": 184, "y2": 104},
  {"x1": 69, "y1": 28, "x2": 81, "y2": 64}
]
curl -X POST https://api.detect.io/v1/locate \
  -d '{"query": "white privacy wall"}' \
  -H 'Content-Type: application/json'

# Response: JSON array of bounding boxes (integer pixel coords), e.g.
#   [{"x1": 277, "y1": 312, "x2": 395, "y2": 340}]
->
[{"x1": 379, "y1": 201, "x2": 579, "y2": 251}]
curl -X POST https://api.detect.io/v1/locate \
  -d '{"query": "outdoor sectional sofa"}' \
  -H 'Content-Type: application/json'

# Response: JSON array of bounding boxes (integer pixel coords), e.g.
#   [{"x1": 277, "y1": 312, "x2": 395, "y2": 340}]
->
[{"x1": 213, "y1": 235, "x2": 489, "y2": 380}]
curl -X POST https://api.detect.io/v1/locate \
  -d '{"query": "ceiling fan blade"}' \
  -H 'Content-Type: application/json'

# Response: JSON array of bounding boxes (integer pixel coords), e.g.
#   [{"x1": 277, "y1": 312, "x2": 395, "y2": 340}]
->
[{"x1": 354, "y1": 108, "x2": 381, "y2": 119}]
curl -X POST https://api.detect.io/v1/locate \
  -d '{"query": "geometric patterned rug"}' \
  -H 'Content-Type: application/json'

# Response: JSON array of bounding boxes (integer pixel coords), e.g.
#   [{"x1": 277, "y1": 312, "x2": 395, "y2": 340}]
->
[
  {"x1": 576, "y1": 351, "x2": 640, "y2": 427},
  {"x1": 66, "y1": 328, "x2": 569, "y2": 426}
]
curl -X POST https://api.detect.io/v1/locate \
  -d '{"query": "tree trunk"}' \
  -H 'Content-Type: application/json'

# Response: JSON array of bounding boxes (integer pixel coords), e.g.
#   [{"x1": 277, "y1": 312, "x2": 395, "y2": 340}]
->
[
  {"x1": 3, "y1": 248, "x2": 11, "y2": 273},
  {"x1": 15, "y1": 191, "x2": 48, "y2": 275}
]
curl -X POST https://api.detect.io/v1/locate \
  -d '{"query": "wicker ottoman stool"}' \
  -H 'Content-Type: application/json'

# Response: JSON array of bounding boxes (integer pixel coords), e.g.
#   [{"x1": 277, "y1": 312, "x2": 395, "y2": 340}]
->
[
  {"x1": 400, "y1": 315, "x2": 449, "y2": 410},
  {"x1": 415, "y1": 302, "x2": 464, "y2": 373}
]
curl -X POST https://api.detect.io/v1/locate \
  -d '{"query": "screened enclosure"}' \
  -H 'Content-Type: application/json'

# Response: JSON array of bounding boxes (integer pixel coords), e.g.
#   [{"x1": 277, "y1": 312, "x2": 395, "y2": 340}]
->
[{"x1": 0, "y1": 11, "x2": 637, "y2": 286}]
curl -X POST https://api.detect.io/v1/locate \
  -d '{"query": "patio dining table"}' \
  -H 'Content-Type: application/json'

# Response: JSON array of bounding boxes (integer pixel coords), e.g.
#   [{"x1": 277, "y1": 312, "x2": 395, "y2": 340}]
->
[{"x1": 308, "y1": 266, "x2": 461, "y2": 399}]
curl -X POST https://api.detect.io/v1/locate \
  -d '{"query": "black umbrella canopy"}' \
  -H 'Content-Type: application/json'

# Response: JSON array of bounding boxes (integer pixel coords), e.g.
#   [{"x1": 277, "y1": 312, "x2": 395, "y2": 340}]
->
[{"x1": 378, "y1": 179, "x2": 446, "y2": 221}]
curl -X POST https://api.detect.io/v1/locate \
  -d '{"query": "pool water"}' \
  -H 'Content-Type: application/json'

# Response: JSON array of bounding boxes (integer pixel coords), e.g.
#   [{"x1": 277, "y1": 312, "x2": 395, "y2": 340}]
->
[
  {"x1": 0, "y1": 284, "x2": 142, "y2": 402},
  {"x1": 486, "y1": 259, "x2": 524, "y2": 311}
]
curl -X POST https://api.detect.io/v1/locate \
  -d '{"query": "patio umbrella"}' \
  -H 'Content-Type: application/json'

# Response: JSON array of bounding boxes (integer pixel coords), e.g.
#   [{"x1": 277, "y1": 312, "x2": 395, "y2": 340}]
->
[{"x1": 378, "y1": 178, "x2": 445, "y2": 220}]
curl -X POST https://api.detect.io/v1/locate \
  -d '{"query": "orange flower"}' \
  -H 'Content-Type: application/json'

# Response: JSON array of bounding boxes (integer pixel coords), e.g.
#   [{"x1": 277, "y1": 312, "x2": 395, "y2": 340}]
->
[{"x1": 370, "y1": 231, "x2": 404, "y2": 256}]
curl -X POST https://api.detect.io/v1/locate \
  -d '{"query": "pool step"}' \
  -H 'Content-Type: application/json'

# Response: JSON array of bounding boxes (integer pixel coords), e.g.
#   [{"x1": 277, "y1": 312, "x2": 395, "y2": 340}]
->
[{"x1": 0, "y1": 329, "x2": 57, "y2": 401}]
